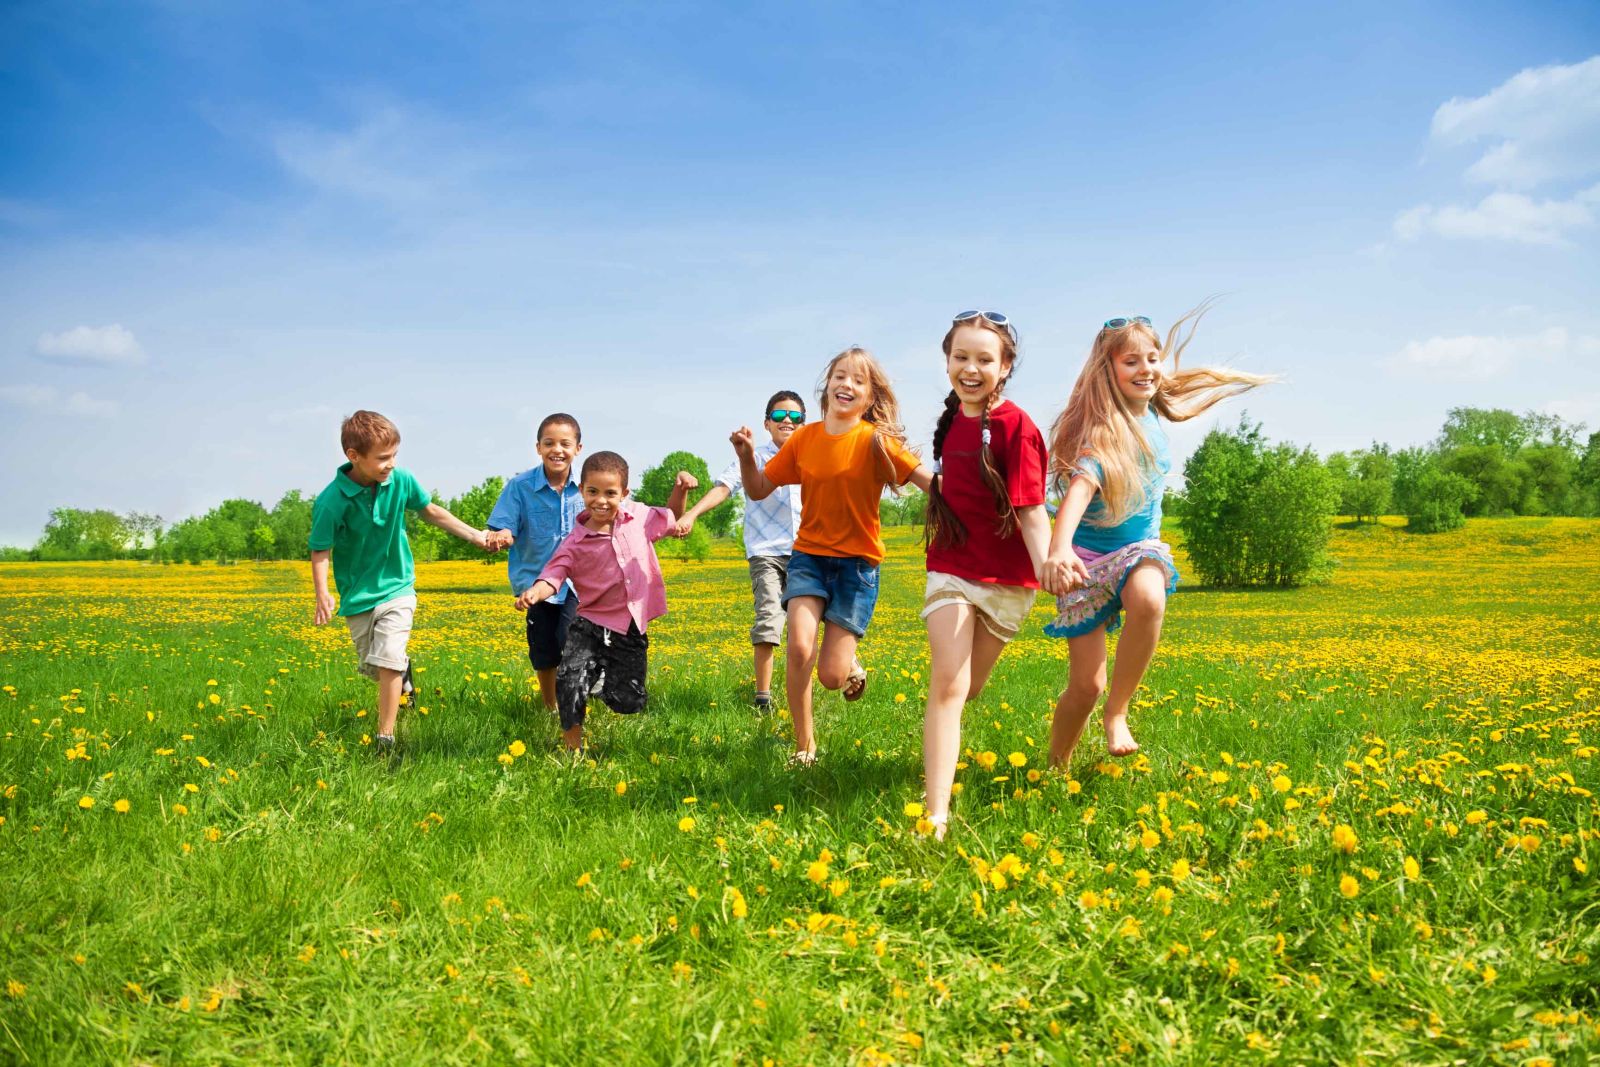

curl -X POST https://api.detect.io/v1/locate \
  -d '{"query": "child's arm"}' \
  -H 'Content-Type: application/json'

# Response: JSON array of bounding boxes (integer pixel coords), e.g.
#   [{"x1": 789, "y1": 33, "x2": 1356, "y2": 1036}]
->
[
  {"x1": 419, "y1": 502, "x2": 491, "y2": 551},
  {"x1": 674, "y1": 482, "x2": 732, "y2": 537},
  {"x1": 311, "y1": 550, "x2": 336, "y2": 625},
  {"x1": 1042, "y1": 478, "x2": 1096, "y2": 594},
  {"x1": 666, "y1": 471, "x2": 698, "y2": 520},
  {"x1": 1017, "y1": 504, "x2": 1052, "y2": 577},
  {"x1": 904, "y1": 464, "x2": 936, "y2": 493},
  {"x1": 732, "y1": 427, "x2": 780, "y2": 501},
  {"x1": 513, "y1": 579, "x2": 558, "y2": 612}
]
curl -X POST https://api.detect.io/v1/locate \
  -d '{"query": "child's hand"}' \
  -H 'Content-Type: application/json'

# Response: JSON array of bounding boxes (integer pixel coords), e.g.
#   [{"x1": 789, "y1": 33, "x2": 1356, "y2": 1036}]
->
[
  {"x1": 673, "y1": 515, "x2": 696, "y2": 538},
  {"x1": 484, "y1": 529, "x2": 514, "y2": 552},
  {"x1": 730, "y1": 426, "x2": 755, "y2": 457},
  {"x1": 513, "y1": 586, "x2": 537, "y2": 611},
  {"x1": 314, "y1": 592, "x2": 335, "y2": 626},
  {"x1": 674, "y1": 470, "x2": 699, "y2": 492}
]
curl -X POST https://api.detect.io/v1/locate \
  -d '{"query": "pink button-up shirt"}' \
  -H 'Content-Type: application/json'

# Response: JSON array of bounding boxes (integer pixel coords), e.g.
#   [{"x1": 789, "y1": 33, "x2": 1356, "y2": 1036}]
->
[{"x1": 537, "y1": 499, "x2": 674, "y2": 635}]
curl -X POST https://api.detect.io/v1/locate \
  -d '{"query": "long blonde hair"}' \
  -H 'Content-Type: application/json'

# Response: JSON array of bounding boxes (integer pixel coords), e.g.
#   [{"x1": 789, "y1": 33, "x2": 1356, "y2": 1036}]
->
[
  {"x1": 1048, "y1": 300, "x2": 1273, "y2": 526},
  {"x1": 818, "y1": 345, "x2": 912, "y2": 486}
]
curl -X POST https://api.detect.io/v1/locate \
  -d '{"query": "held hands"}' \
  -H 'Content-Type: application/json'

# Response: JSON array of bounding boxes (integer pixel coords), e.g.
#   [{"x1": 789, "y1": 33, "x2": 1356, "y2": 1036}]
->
[
  {"x1": 314, "y1": 592, "x2": 336, "y2": 626},
  {"x1": 672, "y1": 515, "x2": 697, "y2": 538},
  {"x1": 1038, "y1": 552, "x2": 1091, "y2": 597},
  {"x1": 482, "y1": 529, "x2": 514, "y2": 553}
]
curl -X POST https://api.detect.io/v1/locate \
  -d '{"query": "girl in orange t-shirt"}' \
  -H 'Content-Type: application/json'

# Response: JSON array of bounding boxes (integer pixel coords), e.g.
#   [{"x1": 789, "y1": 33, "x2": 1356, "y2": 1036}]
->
[{"x1": 732, "y1": 345, "x2": 932, "y2": 765}]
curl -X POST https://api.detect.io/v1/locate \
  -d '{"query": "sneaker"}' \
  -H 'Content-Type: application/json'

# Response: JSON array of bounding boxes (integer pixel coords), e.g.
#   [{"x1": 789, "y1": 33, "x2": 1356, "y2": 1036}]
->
[
  {"x1": 401, "y1": 660, "x2": 415, "y2": 696},
  {"x1": 373, "y1": 735, "x2": 401, "y2": 767},
  {"x1": 753, "y1": 694, "x2": 773, "y2": 714}
]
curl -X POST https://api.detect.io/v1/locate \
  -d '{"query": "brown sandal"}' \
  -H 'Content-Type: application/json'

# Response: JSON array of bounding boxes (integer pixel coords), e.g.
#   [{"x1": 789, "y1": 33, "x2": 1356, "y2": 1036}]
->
[{"x1": 842, "y1": 662, "x2": 868, "y2": 702}]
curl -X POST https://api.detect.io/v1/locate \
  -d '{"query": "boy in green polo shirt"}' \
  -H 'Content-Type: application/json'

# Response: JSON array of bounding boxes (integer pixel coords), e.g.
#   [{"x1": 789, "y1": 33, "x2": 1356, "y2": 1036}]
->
[{"x1": 310, "y1": 410, "x2": 499, "y2": 759}]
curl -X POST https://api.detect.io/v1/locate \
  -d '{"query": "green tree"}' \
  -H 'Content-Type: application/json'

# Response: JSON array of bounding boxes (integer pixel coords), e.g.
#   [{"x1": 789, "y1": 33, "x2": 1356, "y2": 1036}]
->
[
  {"x1": 248, "y1": 524, "x2": 276, "y2": 560},
  {"x1": 1347, "y1": 444, "x2": 1394, "y2": 523},
  {"x1": 435, "y1": 477, "x2": 503, "y2": 561},
  {"x1": 36, "y1": 507, "x2": 90, "y2": 558},
  {"x1": 1324, "y1": 452, "x2": 1355, "y2": 517},
  {"x1": 1440, "y1": 445, "x2": 1522, "y2": 516},
  {"x1": 1577, "y1": 431, "x2": 1600, "y2": 516},
  {"x1": 659, "y1": 523, "x2": 712, "y2": 563},
  {"x1": 269, "y1": 491, "x2": 313, "y2": 561},
  {"x1": 1178, "y1": 418, "x2": 1335, "y2": 586},
  {"x1": 1515, "y1": 444, "x2": 1576, "y2": 516},
  {"x1": 639, "y1": 451, "x2": 724, "y2": 532},
  {"x1": 1436, "y1": 407, "x2": 1528, "y2": 453}
]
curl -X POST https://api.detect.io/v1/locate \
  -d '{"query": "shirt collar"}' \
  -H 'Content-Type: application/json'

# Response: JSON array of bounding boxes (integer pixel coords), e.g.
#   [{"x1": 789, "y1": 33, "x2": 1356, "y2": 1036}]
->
[
  {"x1": 336, "y1": 462, "x2": 387, "y2": 498},
  {"x1": 531, "y1": 465, "x2": 579, "y2": 493}
]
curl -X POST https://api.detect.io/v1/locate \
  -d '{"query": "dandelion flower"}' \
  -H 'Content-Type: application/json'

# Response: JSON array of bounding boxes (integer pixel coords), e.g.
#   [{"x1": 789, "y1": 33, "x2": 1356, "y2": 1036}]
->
[
  {"x1": 1171, "y1": 858, "x2": 1191, "y2": 882},
  {"x1": 113, "y1": 799, "x2": 129, "y2": 814},
  {"x1": 78, "y1": 796, "x2": 94, "y2": 810},
  {"x1": 1339, "y1": 874, "x2": 1360, "y2": 899},
  {"x1": 677, "y1": 816, "x2": 696, "y2": 833}
]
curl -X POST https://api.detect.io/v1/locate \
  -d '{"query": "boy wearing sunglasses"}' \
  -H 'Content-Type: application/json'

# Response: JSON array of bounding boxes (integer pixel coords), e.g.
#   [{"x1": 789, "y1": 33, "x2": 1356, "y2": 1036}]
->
[{"x1": 675, "y1": 389, "x2": 806, "y2": 712}]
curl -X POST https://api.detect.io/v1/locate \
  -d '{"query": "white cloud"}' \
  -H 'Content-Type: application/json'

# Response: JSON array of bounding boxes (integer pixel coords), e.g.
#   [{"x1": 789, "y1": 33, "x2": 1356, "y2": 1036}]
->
[
  {"x1": 1541, "y1": 392, "x2": 1600, "y2": 426},
  {"x1": 36, "y1": 324, "x2": 147, "y2": 366},
  {"x1": 1394, "y1": 184, "x2": 1600, "y2": 245},
  {"x1": 1430, "y1": 55, "x2": 1600, "y2": 189},
  {"x1": 1389, "y1": 327, "x2": 1600, "y2": 381},
  {"x1": 0, "y1": 384, "x2": 118, "y2": 417}
]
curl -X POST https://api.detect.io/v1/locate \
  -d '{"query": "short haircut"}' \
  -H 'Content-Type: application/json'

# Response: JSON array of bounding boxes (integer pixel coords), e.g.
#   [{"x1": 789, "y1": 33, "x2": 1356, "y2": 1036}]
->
[
  {"x1": 580, "y1": 450, "x2": 629, "y2": 486},
  {"x1": 764, "y1": 390, "x2": 806, "y2": 417},
  {"x1": 341, "y1": 410, "x2": 400, "y2": 455},
  {"x1": 538, "y1": 412, "x2": 582, "y2": 443}
]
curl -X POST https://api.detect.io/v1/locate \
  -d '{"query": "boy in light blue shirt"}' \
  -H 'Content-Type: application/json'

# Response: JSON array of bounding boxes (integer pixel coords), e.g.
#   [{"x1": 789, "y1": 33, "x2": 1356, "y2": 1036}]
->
[{"x1": 486, "y1": 413, "x2": 585, "y2": 713}]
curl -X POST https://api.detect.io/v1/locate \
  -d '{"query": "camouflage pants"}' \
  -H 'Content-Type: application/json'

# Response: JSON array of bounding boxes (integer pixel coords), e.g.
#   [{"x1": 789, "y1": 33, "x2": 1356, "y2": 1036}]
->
[{"x1": 555, "y1": 616, "x2": 649, "y2": 731}]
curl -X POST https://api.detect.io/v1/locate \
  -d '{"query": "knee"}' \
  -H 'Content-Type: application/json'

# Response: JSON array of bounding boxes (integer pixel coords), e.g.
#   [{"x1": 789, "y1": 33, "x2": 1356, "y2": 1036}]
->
[
  {"x1": 1121, "y1": 576, "x2": 1167, "y2": 620},
  {"x1": 1067, "y1": 671, "x2": 1106, "y2": 701},
  {"x1": 817, "y1": 664, "x2": 848, "y2": 690}
]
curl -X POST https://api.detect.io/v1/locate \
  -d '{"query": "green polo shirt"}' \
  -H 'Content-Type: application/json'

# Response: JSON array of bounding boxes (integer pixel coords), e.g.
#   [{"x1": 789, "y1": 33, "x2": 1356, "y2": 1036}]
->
[{"x1": 309, "y1": 464, "x2": 432, "y2": 617}]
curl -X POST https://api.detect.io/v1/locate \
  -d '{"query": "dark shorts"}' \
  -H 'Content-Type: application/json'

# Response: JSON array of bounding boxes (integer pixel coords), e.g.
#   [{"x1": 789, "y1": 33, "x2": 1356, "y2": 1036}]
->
[
  {"x1": 781, "y1": 550, "x2": 880, "y2": 637},
  {"x1": 526, "y1": 595, "x2": 579, "y2": 671},
  {"x1": 555, "y1": 616, "x2": 649, "y2": 731}
]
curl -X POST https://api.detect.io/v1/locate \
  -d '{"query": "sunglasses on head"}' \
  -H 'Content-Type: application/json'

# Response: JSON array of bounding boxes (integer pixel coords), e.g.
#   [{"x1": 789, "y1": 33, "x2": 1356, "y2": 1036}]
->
[
  {"x1": 1103, "y1": 316, "x2": 1152, "y2": 330},
  {"x1": 953, "y1": 310, "x2": 1019, "y2": 345},
  {"x1": 768, "y1": 409, "x2": 806, "y2": 424}
]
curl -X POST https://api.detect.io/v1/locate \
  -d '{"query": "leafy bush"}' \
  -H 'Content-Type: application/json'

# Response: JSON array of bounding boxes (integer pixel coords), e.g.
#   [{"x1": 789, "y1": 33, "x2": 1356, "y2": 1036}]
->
[
  {"x1": 1179, "y1": 418, "x2": 1337, "y2": 586},
  {"x1": 1393, "y1": 451, "x2": 1475, "y2": 534}
]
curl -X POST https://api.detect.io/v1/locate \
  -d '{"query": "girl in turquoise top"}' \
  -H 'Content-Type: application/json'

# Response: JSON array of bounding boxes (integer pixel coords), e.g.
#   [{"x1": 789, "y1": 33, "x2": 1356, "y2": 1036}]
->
[{"x1": 1041, "y1": 304, "x2": 1272, "y2": 767}]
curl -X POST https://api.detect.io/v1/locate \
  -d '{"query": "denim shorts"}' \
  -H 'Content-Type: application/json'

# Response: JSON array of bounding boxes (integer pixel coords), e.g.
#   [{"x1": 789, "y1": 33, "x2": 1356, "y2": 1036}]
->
[{"x1": 781, "y1": 550, "x2": 880, "y2": 637}]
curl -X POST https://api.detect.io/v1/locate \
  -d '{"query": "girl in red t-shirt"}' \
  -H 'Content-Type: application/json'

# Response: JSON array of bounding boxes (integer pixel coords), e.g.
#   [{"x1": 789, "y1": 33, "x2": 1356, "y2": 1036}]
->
[{"x1": 920, "y1": 311, "x2": 1057, "y2": 840}]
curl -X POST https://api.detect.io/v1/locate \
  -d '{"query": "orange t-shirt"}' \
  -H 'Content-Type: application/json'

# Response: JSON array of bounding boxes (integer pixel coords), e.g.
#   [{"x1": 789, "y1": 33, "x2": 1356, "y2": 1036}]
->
[{"x1": 763, "y1": 420, "x2": 921, "y2": 564}]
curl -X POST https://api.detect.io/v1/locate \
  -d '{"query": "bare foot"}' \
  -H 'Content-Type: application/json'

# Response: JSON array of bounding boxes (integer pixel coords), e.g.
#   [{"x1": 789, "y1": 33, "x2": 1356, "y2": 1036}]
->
[
  {"x1": 1104, "y1": 714, "x2": 1139, "y2": 757},
  {"x1": 930, "y1": 815, "x2": 949, "y2": 842}
]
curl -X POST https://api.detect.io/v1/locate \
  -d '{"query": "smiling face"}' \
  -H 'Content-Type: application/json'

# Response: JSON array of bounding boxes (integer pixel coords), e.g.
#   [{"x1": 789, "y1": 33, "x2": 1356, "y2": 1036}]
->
[
  {"x1": 946, "y1": 323, "x2": 1010, "y2": 415},
  {"x1": 580, "y1": 469, "x2": 629, "y2": 526},
  {"x1": 345, "y1": 443, "x2": 398, "y2": 486},
  {"x1": 536, "y1": 421, "x2": 581, "y2": 482},
  {"x1": 823, "y1": 355, "x2": 873, "y2": 422},
  {"x1": 1111, "y1": 333, "x2": 1163, "y2": 410}
]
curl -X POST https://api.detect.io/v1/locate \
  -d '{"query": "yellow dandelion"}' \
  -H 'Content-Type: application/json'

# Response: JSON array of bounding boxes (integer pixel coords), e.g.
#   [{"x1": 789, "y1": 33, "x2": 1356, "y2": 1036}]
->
[
  {"x1": 78, "y1": 796, "x2": 94, "y2": 810},
  {"x1": 677, "y1": 816, "x2": 696, "y2": 833},
  {"x1": 1008, "y1": 752, "x2": 1027, "y2": 768},
  {"x1": 113, "y1": 799, "x2": 130, "y2": 814},
  {"x1": 1171, "y1": 858, "x2": 1191, "y2": 882},
  {"x1": 1271, "y1": 774, "x2": 1291, "y2": 793},
  {"x1": 508, "y1": 740, "x2": 526, "y2": 758},
  {"x1": 1339, "y1": 874, "x2": 1360, "y2": 899}
]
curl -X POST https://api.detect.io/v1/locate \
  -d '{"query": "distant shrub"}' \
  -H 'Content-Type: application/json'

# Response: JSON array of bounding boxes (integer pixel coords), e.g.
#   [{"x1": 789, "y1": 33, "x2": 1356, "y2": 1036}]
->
[{"x1": 1179, "y1": 418, "x2": 1337, "y2": 586}]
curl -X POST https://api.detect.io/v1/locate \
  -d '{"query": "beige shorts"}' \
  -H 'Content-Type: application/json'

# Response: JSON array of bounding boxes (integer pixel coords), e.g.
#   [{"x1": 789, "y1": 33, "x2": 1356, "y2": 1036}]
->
[
  {"x1": 748, "y1": 555, "x2": 789, "y2": 646},
  {"x1": 921, "y1": 572, "x2": 1037, "y2": 642},
  {"x1": 345, "y1": 595, "x2": 416, "y2": 679}
]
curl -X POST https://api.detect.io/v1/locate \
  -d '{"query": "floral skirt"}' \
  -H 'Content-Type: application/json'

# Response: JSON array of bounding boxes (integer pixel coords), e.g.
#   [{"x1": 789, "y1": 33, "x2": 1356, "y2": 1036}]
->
[{"x1": 1043, "y1": 539, "x2": 1180, "y2": 639}]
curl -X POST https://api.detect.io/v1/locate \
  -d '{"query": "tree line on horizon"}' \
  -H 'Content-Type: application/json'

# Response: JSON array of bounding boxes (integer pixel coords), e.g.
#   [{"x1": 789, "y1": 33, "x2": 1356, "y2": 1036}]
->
[{"x1": 6, "y1": 407, "x2": 1596, "y2": 566}]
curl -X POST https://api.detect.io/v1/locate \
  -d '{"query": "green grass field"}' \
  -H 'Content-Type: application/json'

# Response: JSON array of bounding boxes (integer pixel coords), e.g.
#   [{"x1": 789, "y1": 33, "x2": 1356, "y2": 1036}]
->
[{"x1": 1, "y1": 519, "x2": 1597, "y2": 1065}]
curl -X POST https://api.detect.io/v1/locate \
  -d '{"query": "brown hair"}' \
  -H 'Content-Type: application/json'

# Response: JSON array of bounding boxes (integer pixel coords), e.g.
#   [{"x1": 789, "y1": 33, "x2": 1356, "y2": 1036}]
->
[
  {"x1": 817, "y1": 346, "x2": 912, "y2": 488},
  {"x1": 924, "y1": 317, "x2": 1020, "y2": 551},
  {"x1": 580, "y1": 450, "x2": 629, "y2": 486},
  {"x1": 340, "y1": 410, "x2": 400, "y2": 455},
  {"x1": 1048, "y1": 300, "x2": 1275, "y2": 525}
]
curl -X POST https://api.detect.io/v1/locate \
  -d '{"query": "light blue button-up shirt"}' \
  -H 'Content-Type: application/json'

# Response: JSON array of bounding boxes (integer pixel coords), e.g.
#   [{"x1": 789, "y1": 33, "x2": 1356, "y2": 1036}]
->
[{"x1": 488, "y1": 465, "x2": 583, "y2": 600}]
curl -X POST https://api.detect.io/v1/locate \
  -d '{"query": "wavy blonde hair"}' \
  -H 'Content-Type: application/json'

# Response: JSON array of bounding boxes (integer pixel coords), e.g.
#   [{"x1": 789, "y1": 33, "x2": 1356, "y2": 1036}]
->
[
  {"x1": 818, "y1": 345, "x2": 912, "y2": 487},
  {"x1": 1048, "y1": 300, "x2": 1274, "y2": 526}
]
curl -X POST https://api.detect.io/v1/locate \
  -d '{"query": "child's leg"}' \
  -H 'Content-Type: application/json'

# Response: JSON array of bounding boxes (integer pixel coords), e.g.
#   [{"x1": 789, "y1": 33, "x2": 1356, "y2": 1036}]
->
[
  {"x1": 964, "y1": 625, "x2": 1009, "y2": 703},
  {"x1": 784, "y1": 596, "x2": 825, "y2": 755},
  {"x1": 374, "y1": 667, "x2": 404, "y2": 738},
  {"x1": 753, "y1": 644, "x2": 776, "y2": 695},
  {"x1": 814, "y1": 625, "x2": 861, "y2": 691},
  {"x1": 598, "y1": 625, "x2": 649, "y2": 716},
  {"x1": 1102, "y1": 562, "x2": 1168, "y2": 757},
  {"x1": 555, "y1": 619, "x2": 603, "y2": 751},
  {"x1": 923, "y1": 603, "x2": 977, "y2": 829},
  {"x1": 1049, "y1": 628, "x2": 1108, "y2": 768},
  {"x1": 528, "y1": 597, "x2": 577, "y2": 712},
  {"x1": 537, "y1": 668, "x2": 558, "y2": 711}
]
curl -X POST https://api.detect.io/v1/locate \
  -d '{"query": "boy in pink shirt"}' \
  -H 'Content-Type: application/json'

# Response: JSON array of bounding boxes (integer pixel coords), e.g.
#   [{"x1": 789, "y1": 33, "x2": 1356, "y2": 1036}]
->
[{"x1": 516, "y1": 451, "x2": 696, "y2": 752}]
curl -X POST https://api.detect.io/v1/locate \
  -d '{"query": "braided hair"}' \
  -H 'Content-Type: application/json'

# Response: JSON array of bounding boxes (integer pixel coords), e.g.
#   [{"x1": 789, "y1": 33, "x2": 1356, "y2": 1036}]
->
[{"x1": 924, "y1": 318, "x2": 1020, "y2": 551}]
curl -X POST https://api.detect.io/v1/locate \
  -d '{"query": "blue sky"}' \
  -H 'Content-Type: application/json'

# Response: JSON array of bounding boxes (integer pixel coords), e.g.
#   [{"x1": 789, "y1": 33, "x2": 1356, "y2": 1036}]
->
[{"x1": 2, "y1": 1, "x2": 1598, "y2": 546}]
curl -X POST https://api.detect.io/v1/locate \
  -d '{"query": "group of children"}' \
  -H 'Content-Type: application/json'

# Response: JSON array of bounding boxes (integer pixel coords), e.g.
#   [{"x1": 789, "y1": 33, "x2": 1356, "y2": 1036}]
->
[{"x1": 310, "y1": 306, "x2": 1268, "y2": 836}]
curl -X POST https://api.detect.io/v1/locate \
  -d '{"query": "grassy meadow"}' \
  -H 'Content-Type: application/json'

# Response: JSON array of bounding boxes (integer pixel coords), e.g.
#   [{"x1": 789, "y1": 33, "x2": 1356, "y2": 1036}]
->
[{"x1": 1, "y1": 518, "x2": 1597, "y2": 1065}]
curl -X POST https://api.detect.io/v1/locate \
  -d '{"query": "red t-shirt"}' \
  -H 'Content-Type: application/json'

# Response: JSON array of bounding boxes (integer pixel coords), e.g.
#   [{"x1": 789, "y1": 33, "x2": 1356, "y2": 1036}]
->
[{"x1": 925, "y1": 399, "x2": 1048, "y2": 587}]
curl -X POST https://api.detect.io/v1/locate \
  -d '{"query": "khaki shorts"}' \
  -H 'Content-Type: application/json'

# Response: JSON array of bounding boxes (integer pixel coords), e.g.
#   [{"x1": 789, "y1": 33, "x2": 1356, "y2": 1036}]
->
[
  {"x1": 748, "y1": 555, "x2": 789, "y2": 646},
  {"x1": 345, "y1": 595, "x2": 416, "y2": 679},
  {"x1": 921, "y1": 572, "x2": 1037, "y2": 641}
]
